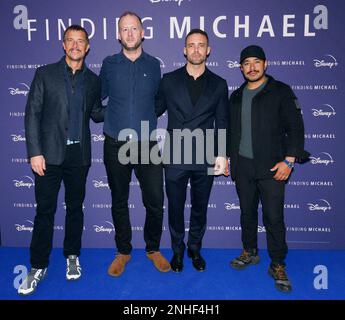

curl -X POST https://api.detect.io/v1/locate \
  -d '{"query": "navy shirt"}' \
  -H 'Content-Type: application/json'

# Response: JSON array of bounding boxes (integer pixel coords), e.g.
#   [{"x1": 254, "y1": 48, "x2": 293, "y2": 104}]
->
[
  {"x1": 63, "y1": 59, "x2": 86, "y2": 141},
  {"x1": 100, "y1": 51, "x2": 161, "y2": 141}
]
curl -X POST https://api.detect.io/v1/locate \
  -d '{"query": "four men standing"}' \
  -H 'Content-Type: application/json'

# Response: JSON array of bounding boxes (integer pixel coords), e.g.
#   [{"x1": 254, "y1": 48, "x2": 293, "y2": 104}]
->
[{"x1": 19, "y1": 12, "x2": 308, "y2": 295}]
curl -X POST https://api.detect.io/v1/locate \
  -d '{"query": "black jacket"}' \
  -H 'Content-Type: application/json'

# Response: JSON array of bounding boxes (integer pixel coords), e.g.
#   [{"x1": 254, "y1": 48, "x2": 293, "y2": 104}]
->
[
  {"x1": 25, "y1": 57, "x2": 104, "y2": 166},
  {"x1": 156, "y1": 66, "x2": 228, "y2": 170},
  {"x1": 227, "y1": 75, "x2": 309, "y2": 180}
]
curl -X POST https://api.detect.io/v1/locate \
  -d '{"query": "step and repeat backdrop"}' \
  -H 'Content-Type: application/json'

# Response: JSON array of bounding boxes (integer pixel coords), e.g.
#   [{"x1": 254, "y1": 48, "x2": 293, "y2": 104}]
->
[{"x1": 1, "y1": 0, "x2": 344, "y2": 249}]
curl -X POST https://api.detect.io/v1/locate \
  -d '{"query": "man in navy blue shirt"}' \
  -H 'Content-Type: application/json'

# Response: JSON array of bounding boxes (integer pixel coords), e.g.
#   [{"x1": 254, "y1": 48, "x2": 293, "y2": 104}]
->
[{"x1": 100, "y1": 11, "x2": 170, "y2": 276}]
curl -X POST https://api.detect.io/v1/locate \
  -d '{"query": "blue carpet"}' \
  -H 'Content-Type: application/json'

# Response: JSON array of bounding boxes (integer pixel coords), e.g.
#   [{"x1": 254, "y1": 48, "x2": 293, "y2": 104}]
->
[{"x1": 0, "y1": 248, "x2": 344, "y2": 300}]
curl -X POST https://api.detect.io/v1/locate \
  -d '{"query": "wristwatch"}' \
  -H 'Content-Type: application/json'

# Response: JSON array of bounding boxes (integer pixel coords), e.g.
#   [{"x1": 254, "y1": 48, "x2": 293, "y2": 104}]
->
[{"x1": 283, "y1": 159, "x2": 294, "y2": 169}]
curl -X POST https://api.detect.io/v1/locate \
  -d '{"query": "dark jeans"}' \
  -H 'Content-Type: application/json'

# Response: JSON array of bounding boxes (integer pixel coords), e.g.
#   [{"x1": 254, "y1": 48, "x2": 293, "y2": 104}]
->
[
  {"x1": 165, "y1": 167, "x2": 214, "y2": 255},
  {"x1": 30, "y1": 144, "x2": 89, "y2": 269},
  {"x1": 104, "y1": 136, "x2": 164, "y2": 254},
  {"x1": 235, "y1": 155, "x2": 288, "y2": 265}
]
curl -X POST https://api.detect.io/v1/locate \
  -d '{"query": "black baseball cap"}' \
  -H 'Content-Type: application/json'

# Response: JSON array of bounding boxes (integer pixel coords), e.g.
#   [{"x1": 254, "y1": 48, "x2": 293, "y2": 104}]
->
[{"x1": 240, "y1": 45, "x2": 266, "y2": 64}]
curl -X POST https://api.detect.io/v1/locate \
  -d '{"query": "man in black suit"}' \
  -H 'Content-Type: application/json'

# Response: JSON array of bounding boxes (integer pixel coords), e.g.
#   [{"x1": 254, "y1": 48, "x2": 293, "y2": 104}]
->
[
  {"x1": 18, "y1": 25, "x2": 104, "y2": 296},
  {"x1": 227, "y1": 45, "x2": 309, "y2": 292},
  {"x1": 156, "y1": 29, "x2": 228, "y2": 272}
]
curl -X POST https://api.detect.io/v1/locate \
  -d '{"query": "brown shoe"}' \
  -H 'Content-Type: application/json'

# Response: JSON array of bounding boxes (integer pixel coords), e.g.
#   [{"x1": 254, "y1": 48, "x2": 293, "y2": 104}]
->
[
  {"x1": 147, "y1": 251, "x2": 171, "y2": 272},
  {"x1": 108, "y1": 254, "x2": 131, "y2": 277}
]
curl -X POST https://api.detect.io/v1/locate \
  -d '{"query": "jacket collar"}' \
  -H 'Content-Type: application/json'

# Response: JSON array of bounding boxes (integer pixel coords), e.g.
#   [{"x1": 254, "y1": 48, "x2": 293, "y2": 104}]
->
[{"x1": 174, "y1": 66, "x2": 217, "y2": 122}]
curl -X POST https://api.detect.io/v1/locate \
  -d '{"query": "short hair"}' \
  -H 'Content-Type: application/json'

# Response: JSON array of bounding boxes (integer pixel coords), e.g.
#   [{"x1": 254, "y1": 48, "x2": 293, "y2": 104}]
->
[
  {"x1": 185, "y1": 29, "x2": 209, "y2": 46},
  {"x1": 63, "y1": 25, "x2": 89, "y2": 43},
  {"x1": 118, "y1": 11, "x2": 143, "y2": 28}
]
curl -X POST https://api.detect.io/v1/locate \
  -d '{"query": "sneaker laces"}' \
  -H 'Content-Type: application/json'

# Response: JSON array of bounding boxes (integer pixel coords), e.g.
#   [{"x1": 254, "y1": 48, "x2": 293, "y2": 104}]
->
[
  {"x1": 30, "y1": 268, "x2": 45, "y2": 280},
  {"x1": 274, "y1": 265, "x2": 288, "y2": 281},
  {"x1": 67, "y1": 256, "x2": 80, "y2": 273}
]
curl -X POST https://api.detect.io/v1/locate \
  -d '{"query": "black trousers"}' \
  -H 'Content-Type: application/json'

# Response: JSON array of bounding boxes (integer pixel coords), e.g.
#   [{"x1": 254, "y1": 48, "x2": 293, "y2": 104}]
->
[
  {"x1": 30, "y1": 144, "x2": 89, "y2": 269},
  {"x1": 104, "y1": 136, "x2": 164, "y2": 254},
  {"x1": 165, "y1": 167, "x2": 214, "y2": 255},
  {"x1": 235, "y1": 155, "x2": 288, "y2": 265}
]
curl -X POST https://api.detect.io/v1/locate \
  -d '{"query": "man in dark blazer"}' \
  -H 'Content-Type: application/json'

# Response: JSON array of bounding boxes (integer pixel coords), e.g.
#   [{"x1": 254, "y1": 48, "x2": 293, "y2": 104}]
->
[
  {"x1": 156, "y1": 29, "x2": 228, "y2": 272},
  {"x1": 18, "y1": 25, "x2": 104, "y2": 296},
  {"x1": 227, "y1": 45, "x2": 309, "y2": 292}
]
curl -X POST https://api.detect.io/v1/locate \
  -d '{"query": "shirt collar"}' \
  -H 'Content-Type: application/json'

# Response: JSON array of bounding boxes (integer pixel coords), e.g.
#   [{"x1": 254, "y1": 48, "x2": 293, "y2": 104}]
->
[
  {"x1": 63, "y1": 56, "x2": 86, "y2": 74},
  {"x1": 184, "y1": 65, "x2": 208, "y2": 80},
  {"x1": 119, "y1": 50, "x2": 147, "y2": 62}
]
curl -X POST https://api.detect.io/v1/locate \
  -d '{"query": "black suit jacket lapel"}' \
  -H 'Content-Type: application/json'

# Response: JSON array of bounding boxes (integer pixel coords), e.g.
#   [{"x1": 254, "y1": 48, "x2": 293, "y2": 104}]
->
[
  {"x1": 173, "y1": 69, "x2": 194, "y2": 120},
  {"x1": 185, "y1": 71, "x2": 215, "y2": 122}
]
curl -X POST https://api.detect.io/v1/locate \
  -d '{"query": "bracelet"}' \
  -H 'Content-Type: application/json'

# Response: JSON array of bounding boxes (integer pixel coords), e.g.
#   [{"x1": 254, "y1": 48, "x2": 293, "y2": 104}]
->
[{"x1": 283, "y1": 159, "x2": 294, "y2": 169}]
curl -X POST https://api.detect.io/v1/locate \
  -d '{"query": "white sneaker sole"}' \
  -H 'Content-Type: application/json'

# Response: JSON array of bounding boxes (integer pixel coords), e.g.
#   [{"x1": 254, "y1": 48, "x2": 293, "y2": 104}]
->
[
  {"x1": 66, "y1": 274, "x2": 81, "y2": 281},
  {"x1": 18, "y1": 272, "x2": 47, "y2": 296},
  {"x1": 18, "y1": 287, "x2": 35, "y2": 296}
]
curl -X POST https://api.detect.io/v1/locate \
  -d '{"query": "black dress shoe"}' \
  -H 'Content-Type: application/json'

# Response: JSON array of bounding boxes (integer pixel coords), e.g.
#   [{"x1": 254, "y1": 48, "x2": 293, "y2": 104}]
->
[
  {"x1": 170, "y1": 254, "x2": 184, "y2": 272},
  {"x1": 187, "y1": 249, "x2": 206, "y2": 272}
]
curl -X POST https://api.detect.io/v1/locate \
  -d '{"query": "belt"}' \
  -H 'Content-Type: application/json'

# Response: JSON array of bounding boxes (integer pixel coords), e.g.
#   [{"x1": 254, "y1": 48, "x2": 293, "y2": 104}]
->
[{"x1": 66, "y1": 139, "x2": 80, "y2": 145}]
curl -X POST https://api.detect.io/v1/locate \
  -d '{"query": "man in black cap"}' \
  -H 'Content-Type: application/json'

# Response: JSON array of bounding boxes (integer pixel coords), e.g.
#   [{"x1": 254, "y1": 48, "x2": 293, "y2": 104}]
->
[{"x1": 227, "y1": 45, "x2": 309, "y2": 292}]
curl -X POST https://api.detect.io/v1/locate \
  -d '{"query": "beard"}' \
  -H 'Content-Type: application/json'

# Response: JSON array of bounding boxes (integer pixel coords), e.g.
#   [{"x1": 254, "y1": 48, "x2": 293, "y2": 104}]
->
[
  {"x1": 66, "y1": 49, "x2": 85, "y2": 62},
  {"x1": 186, "y1": 55, "x2": 206, "y2": 66},
  {"x1": 244, "y1": 71, "x2": 266, "y2": 83},
  {"x1": 121, "y1": 38, "x2": 142, "y2": 52}
]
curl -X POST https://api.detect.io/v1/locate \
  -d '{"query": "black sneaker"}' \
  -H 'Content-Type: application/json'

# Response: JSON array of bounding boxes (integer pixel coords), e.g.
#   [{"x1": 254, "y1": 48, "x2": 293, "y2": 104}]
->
[
  {"x1": 268, "y1": 264, "x2": 292, "y2": 292},
  {"x1": 18, "y1": 268, "x2": 47, "y2": 296},
  {"x1": 230, "y1": 249, "x2": 260, "y2": 270}
]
